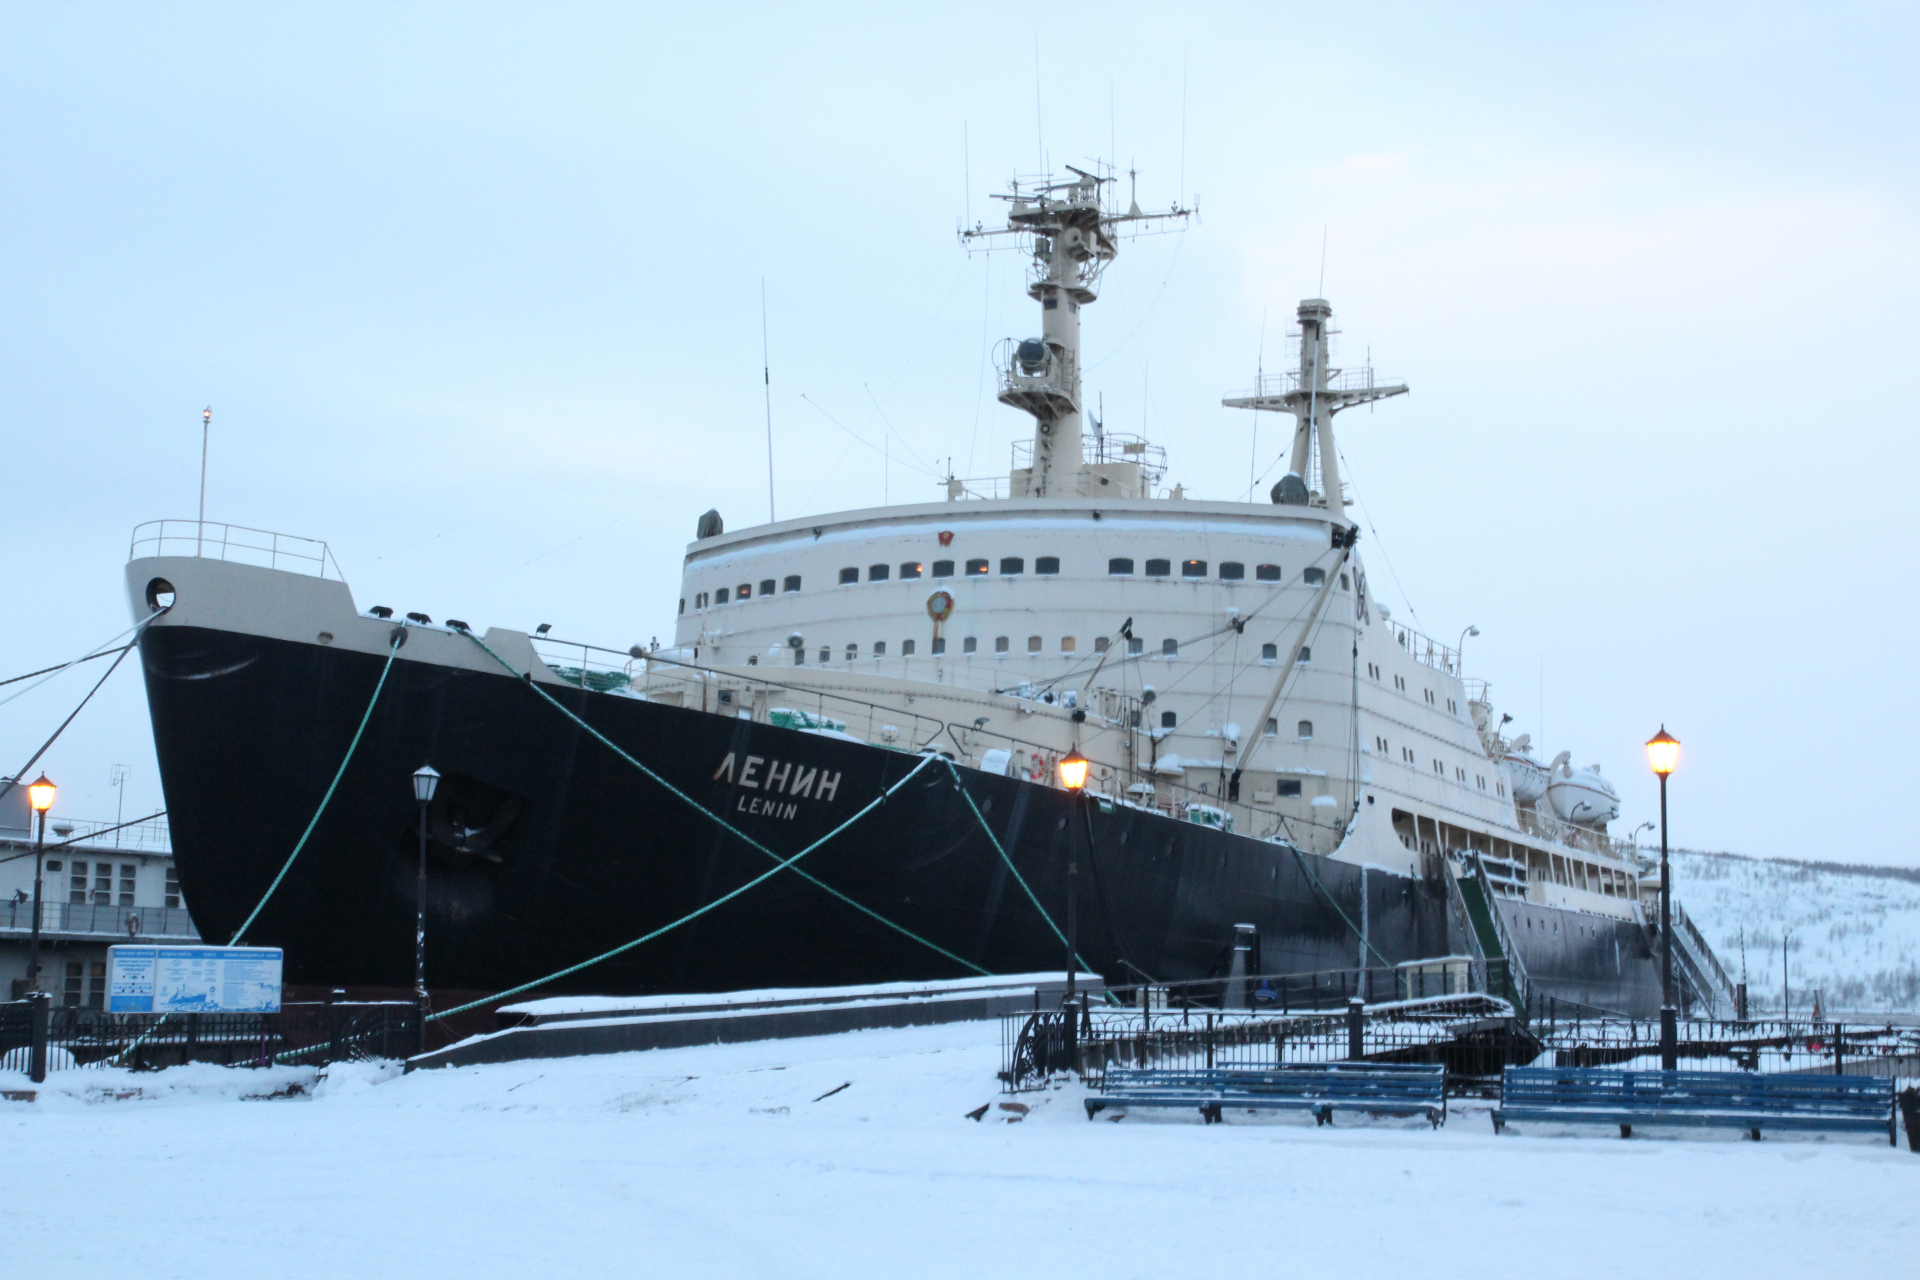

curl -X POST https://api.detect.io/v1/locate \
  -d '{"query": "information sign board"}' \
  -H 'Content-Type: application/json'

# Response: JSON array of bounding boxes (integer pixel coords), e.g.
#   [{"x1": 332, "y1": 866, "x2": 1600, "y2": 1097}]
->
[{"x1": 106, "y1": 946, "x2": 283, "y2": 1013}]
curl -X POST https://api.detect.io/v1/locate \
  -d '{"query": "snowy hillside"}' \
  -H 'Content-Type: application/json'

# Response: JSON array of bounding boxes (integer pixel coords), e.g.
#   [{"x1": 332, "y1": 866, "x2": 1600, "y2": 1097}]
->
[{"x1": 1672, "y1": 849, "x2": 1920, "y2": 1013}]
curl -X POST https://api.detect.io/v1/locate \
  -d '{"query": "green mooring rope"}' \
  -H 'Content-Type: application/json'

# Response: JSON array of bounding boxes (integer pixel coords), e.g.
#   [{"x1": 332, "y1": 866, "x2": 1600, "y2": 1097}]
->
[
  {"x1": 941, "y1": 758, "x2": 1094, "y2": 974},
  {"x1": 1287, "y1": 842, "x2": 1394, "y2": 971}
]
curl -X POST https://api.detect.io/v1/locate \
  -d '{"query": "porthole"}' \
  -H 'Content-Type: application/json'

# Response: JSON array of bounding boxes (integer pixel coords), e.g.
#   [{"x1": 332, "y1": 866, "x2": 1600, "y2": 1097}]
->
[
  {"x1": 759, "y1": 579, "x2": 775, "y2": 596},
  {"x1": 900, "y1": 562, "x2": 923, "y2": 579},
  {"x1": 1000, "y1": 557, "x2": 1024, "y2": 575},
  {"x1": 783, "y1": 575, "x2": 802, "y2": 593},
  {"x1": 1303, "y1": 567, "x2": 1325, "y2": 586},
  {"x1": 1255, "y1": 564, "x2": 1280, "y2": 582},
  {"x1": 1181, "y1": 559, "x2": 1207, "y2": 578},
  {"x1": 144, "y1": 578, "x2": 176, "y2": 612},
  {"x1": 932, "y1": 560, "x2": 954, "y2": 577},
  {"x1": 1108, "y1": 557, "x2": 1135, "y2": 575},
  {"x1": 1219, "y1": 562, "x2": 1244, "y2": 580},
  {"x1": 838, "y1": 567, "x2": 858, "y2": 585},
  {"x1": 1035, "y1": 556, "x2": 1059, "y2": 575},
  {"x1": 1144, "y1": 558, "x2": 1170, "y2": 577},
  {"x1": 868, "y1": 564, "x2": 890, "y2": 581},
  {"x1": 965, "y1": 559, "x2": 989, "y2": 575}
]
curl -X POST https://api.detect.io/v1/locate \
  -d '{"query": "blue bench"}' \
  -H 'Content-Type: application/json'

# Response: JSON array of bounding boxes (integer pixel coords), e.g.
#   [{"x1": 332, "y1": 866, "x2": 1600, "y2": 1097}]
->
[
  {"x1": 1493, "y1": 1066, "x2": 1898, "y2": 1144},
  {"x1": 1086, "y1": 1062, "x2": 1447, "y2": 1127}
]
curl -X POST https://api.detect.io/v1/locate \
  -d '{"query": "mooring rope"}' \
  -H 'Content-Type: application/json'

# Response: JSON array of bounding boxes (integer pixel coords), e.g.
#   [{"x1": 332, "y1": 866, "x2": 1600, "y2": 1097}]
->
[
  {"x1": 939, "y1": 758, "x2": 1093, "y2": 974},
  {"x1": 228, "y1": 625, "x2": 407, "y2": 945},
  {"x1": 1287, "y1": 842, "x2": 1394, "y2": 970}
]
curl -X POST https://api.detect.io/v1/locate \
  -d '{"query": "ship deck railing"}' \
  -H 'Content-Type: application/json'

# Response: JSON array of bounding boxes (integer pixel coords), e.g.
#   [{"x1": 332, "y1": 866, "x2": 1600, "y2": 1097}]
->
[
  {"x1": 0, "y1": 901, "x2": 198, "y2": 941},
  {"x1": 129, "y1": 519, "x2": 346, "y2": 581}
]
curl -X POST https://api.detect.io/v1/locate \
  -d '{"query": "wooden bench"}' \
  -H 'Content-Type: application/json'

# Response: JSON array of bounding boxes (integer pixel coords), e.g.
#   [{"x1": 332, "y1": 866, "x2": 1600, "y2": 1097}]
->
[
  {"x1": 1493, "y1": 1067, "x2": 1898, "y2": 1144},
  {"x1": 1085, "y1": 1062, "x2": 1447, "y2": 1127}
]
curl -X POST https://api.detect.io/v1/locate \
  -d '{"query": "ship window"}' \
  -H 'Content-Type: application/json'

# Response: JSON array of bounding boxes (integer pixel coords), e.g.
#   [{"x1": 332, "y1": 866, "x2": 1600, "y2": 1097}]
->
[
  {"x1": 930, "y1": 638, "x2": 944, "y2": 655},
  {"x1": 68, "y1": 861, "x2": 86, "y2": 902},
  {"x1": 678, "y1": 599, "x2": 685, "y2": 615},
  {"x1": 965, "y1": 559, "x2": 989, "y2": 575},
  {"x1": 873, "y1": 641, "x2": 887, "y2": 656},
  {"x1": 1162, "y1": 638, "x2": 1178, "y2": 656},
  {"x1": 783, "y1": 575, "x2": 801, "y2": 593},
  {"x1": 1182, "y1": 559, "x2": 1207, "y2": 578},
  {"x1": 119, "y1": 865, "x2": 136, "y2": 906},
  {"x1": 1278, "y1": 780, "x2": 1302, "y2": 798},
  {"x1": 902, "y1": 639, "x2": 916, "y2": 655},
  {"x1": 164, "y1": 864, "x2": 180, "y2": 908},
  {"x1": 696, "y1": 592, "x2": 708, "y2": 609},
  {"x1": 819, "y1": 647, "x2": 831, "y2": 664},
  {"x1": 759, "y1": 579, "x2": 775, "y2": 596},
  {"x1": 736, "y1": 583, "x2": 752, "y2": 600},
  {"x1": 846, "y1": 644, "x2": 859, "y2": 660},
  {"x1": 1256, "y1": 564, "x2": 1280, "y2": 582},
  {"x1": 994, "y1": 636, "x2": 1009, "y2": 653},
  {"x1": 1433, "y1": 759, "x2": 1444, "y2": 774},
  {"x1": 1060, "y1": 636, "x2": 1075, "y2": 652},
  {"x1": 1108, "y1": 557, "x2": 1134, "y2": 575},
  {"x1": 1129, "y1": 710, "x2": 1142, "y2": 727},
  {"x1": 963, "y1": 636, "x2": 977, "y2": 653},
  {"x1": 45, "y1": 860, "x2": 61, "y2": 873},
  {"x1": 1027, "y1": 635, "x2": 1042, "y2": 652},
  {"x1": 1145, "y1": 558, "x2": 1171, "y2": 577},
  {"x1": 1375, "y1": 736, "x2": 1388, "y2": 752},
  {"x1": 1160, "y1": 711, "x2": 1177, "y2": 728},
  {"x1": 1303, "y1": 567, "x2": 1325, "y2": 586},
  {"x1": 869, "y1": 564, "x2": 890, "y2": 581},
  {"x1": 715, "y1": 587, "x2": 730, "y2": 604},
  {"x1": 900, "y1": 562, "x2": 923, "y2": 579},
  {"x1": 1266, "y1": 718, "x2": 1278, "y2": 736},
  {"x1": 1035, "y1": 556, "x2": 1060, "y2": 575},
  {"x1": 1298, "y1": 720, "x2": 1313, "y2": 738},
  {"x1": 839, "y1": 567, "x2": 858, "y2": 585},
  {"x1": 1000, "y1": 557, "x2": 1024, "y2": 575},
  {"x1": 932, "y1": 560, "x2": 954, "y2": 577},
  {"x1": 1219, "y1": 562, "x2": 1244, "y2": 580},
  {"x1": 1128, "y1": 637, "x2": 1144, "y2": 655},
  {"x1": 1093, "y1": 636, "x2": 1108, "y2": 653},
  {"x1": 1497, "y1": 782, "x2": 1506, "y2": 797},
  {"x1": 1261, "y1": 643, "x2": 1278, "y2": 661},
  {"x1": 1340, "y1": 573, "x2": 1350, "y2": 590},
  {"x1": 1044, "y1": 297, "x2": 1058, "y2": 309},
  {"x1": 1297, "y1": 647, "x2": 1311, "y2": 663}
]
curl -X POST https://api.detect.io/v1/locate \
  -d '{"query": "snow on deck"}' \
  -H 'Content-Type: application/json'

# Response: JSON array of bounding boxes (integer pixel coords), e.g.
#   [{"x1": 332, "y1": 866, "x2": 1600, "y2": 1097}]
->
[{"x1": 3, "y1": 1021, "x2": 1914, "y2": 1276}]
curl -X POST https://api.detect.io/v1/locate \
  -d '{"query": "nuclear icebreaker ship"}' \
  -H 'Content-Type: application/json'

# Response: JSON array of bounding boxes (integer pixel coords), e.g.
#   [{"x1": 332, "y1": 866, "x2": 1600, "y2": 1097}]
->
[{"x1": 123, "y1": 164, "x2": 1734, "y2": 1018}]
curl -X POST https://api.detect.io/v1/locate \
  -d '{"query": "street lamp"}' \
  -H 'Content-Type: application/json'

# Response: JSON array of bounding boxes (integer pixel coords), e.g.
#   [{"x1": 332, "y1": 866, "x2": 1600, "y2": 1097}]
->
[
  {"x1": 1057, "y1": 749, "x2": 1089, "y2": 1066},
  {"x1": 1456, "y1": 624, "x2": 1480, "y2": 666},
  {"x1": 25, "y1": 774, "x2": 55, "y2": 992},
  {"x1": 411, "y1": 764, "x2": 440, "y2": 1057},
  {"x1": 1645, "y1": 727, "x2": 1679, "y2": 1070}
]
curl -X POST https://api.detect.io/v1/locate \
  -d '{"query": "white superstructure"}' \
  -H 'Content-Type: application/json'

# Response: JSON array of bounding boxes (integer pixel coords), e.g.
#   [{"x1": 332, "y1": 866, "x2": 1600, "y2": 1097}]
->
[{"x1": 629, "y1": 164, "x2": 1650, "y2": 929}]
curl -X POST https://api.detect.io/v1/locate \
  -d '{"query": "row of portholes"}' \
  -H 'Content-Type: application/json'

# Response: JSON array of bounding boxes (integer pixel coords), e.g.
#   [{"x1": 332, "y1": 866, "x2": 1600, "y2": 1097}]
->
[
  {"x1": 688, "y1": 575, "x2": 802, "y2": 611},
  {"x1": 798, "y1": 635, "x2": 1312, "y2": 663}
]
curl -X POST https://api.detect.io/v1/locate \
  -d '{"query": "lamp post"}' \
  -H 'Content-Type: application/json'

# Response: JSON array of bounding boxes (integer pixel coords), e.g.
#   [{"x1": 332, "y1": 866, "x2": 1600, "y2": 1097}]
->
[
  {"x1": 411, "y1": 764, "x2": 440, "y2": 1057},
  {"x1": 1455, "y1": 625, "x2": 1479, "y2": 673},
  {"x1": 24, "y1": 775, "x2": 55, "y2": 992},
  {"x1": 1057, "y1": 749, "x2": 1090, "y2": 1068},
  {"x1": 1645, "y1": 727, "x2": 1680, "y2": 1070}
]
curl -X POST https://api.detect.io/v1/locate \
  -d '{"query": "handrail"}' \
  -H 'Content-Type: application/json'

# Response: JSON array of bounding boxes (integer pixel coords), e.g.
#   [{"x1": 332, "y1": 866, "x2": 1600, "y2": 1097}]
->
[
  {"x1": 1465, "y1": 852, "x2": 1532, "y2": 1017},
  {"x1": 129, "y1": 520, "x2": 345, "y2": 581}
]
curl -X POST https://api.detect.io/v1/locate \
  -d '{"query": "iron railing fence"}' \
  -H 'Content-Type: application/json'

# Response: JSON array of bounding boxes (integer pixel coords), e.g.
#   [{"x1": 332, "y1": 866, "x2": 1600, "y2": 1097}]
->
[
  {"x1": 1002, "y1": 993, "x2": 1523, "y2": 1094},
  {"x1": 1104, "y1": 964, "x2": 1478, "y2": 1014},
  {"x1": 0, "y1": 999, "x2": 419, "y2": 1071},
  {"x1": 0, "y1": 900, "x2": 198, "y2": 940},
  {"x1": 1534, "y1": 1014, "x2": 1920, "y2": 1077}
]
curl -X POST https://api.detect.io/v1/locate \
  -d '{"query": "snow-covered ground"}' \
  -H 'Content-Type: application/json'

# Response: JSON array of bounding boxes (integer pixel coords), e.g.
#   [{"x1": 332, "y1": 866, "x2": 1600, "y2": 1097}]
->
[
  {"x1": 3, "y1": 1020, "x2": 1914, "y2": 1277},
  {"x1": 1674, "y1": 849, "x2": 1920, "y2": 1012}
]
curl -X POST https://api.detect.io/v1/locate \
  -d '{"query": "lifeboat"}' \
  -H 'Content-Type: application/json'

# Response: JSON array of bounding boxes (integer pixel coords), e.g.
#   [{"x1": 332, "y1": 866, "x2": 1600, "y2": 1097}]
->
[
  {"x1": 1499, "y1": 734, "x2": 1550, "y2": 804},
  {"x1": 1545, "y1": 751, "x2": 1620, "y2": 827}
]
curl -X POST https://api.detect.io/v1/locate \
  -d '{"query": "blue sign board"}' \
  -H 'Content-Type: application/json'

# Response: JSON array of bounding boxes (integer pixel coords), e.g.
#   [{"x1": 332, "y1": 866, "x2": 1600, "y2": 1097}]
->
[{"x1": 107, "y1": 946, "x2": 283, "y2": 1013}]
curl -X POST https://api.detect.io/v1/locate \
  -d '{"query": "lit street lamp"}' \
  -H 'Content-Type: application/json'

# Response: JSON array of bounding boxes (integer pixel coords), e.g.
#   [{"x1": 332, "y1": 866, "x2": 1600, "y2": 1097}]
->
[
  {"x1": 24, "y1": 775, "x2": 55, "y2": 992},
  {"x1": 1057, "y1": 749, "x2": 1089, "y2": 1067},
  {"x1": 411, "y1": 764, "x2": 441, "y2": 1057},
  {"x1": 1645, "y1": 727, "x2": 1680, "y2": 1070}
]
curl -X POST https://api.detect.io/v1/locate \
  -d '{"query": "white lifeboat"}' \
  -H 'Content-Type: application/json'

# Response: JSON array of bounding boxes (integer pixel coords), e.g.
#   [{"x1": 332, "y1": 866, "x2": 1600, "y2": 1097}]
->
[
  {"x1": 1545, "y1": 751, "x2": 1620, "y2": 827},
  {"x1": 1499, "y1": 734, "x2": 1550, "y2": 805}
]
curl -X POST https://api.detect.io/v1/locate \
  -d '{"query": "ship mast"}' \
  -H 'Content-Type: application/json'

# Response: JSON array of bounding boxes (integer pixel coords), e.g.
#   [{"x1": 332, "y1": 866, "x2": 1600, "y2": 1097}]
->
[
  {"x1": 963, "y1": 166, "x2": 1187, "y2": 497},
  {"x1": 1222, "y1": 298, "x2": 1408, "y2": 523}
]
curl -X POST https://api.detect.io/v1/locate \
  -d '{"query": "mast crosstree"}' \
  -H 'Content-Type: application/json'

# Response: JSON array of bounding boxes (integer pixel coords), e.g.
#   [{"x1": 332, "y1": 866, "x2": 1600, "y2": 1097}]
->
[{"x1": 962, "y1": 166, "x2": 1187, "y2": 498}]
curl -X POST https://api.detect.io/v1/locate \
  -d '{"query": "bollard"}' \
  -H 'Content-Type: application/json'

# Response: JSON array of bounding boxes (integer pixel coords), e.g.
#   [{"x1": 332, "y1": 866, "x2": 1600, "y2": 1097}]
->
[
  {"x1": 1225, "y1": 924, "x2": 1255, "y2": 1011},
  {"x1": 1346, "y1": 997, "x2": 1364, "y2": 1061},
  {"x1": 27, "y1": 990, "x2": 50, "y2": 1084}
]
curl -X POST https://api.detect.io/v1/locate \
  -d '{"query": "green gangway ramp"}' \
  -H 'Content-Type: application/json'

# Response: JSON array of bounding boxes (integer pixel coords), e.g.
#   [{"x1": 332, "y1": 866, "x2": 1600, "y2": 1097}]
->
[{"x1": 1457, "y1": 874, "x2": 1524, "y2": 1010}]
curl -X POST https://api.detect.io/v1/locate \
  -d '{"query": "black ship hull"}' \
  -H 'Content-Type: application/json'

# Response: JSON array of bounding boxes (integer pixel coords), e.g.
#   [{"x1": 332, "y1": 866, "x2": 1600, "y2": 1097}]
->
[{"x1": 138, "y1": 622, "x2": 1663, "y2": 1013}]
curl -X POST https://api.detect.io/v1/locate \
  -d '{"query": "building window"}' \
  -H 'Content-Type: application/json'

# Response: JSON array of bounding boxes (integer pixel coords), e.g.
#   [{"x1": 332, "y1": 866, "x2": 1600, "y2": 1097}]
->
[
  {"x1": 759, "y1": 579, "x2": 775, "y2": 596},
  {"x1": 1256, "y1": 564, "x2": 1280, "y2": 582},
  {"x1": 1060, "y1": 636, "x2": 1076, "y2": 652},
  {"x1": 1035, "y1": 556, "x2": 1060, "y2": 575},
  {"x1": 1162, "y1": 638, "x2": 1178, "y2": 656},
  {"x1": 930, "y1": 637, "x2": 945, "y2": 655},
  {"x1": 1278, "y1": 779, "x2": 1302, "y2": 798},
  {"x1": 1108, "y1": 557, "x2": 1135, "y2": 575},
  {"x1": 1027, "y1": 635, "x2": 1042, "y2": 652},
  {"x1": 1128, "y1": 637, "x2": 1144, "y2": 655},
  {"x1": 64, "y1": 962, "x2": 83, "y2": 1008},
  {"x1": 963, "y1": 637, "x2": 978, "y2": 654},
  {"x1": 1219, "y1": 562, "x2": 1244, "y2": 580},
  {"x1": 783, "y1": 575, "x2": 802, "y2": 593},
  {"x1": 965, "y1": 559, "x2": 989, "y2": 575},
  {"x1": 1145, "y1": 558, "x2": 1171, "y2": 577},
  {"x1": 1298, "y1": 721, "x2": 1313, "y2": 739},
  {"x1": 994, "y1": 636, "x2": 1009, "y2": 653},
  {"x1": 900, "y1": 562, "x2": 923, "y2": 580},
  {"x1": 1182, "y1": 559, "x2": 1207, "y2": 578},
  {"x1": 1000, "y1": 557, "x2": 1024, "y2": 575},
  {"x1": 1261, "y1": 643, "x2": 1278, "y2": 661},
  {"x1": 873, "y1": 641, "x2": 887, "y2": 656},
  {"x1": 902, "y1": 639, "x2": 916, "y2": 656},
  {"x1": 839, "y1": 568, "x2": 858, "y2": 585},
  {"x1": 1093, "y1": 636, "x2": 1108, "y2": 653},
  {"x1": 1303, "y1": 567, "x2": 1325, "y2": 586},
  {"x1": 1160, "y1": 710, "x2": 1178, "y2": 728},
  {"x1": 932, "y1": 560, "x2": 954, "y2": 577},
  {"x1": 869, "y1": 564, "x2": 890, "y2": 581},
  {"x1": 846, "y1": 644, "x2": 859, "y2": 660},
  {"x1": 714, "y1": 587, "x2": 730, "y2": 604},
  {"x1": 1296, "y1": 647, "x2": 1311, "y2": 663},
  {"x1": 120, "y1": 865, "x2": 136, "y2": 907}
]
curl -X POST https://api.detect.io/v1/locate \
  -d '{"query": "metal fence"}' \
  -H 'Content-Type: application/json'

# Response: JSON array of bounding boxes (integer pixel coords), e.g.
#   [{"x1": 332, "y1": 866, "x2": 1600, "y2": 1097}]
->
[
  {"x1": 1534, "y1": 1014, "x2": 1920, "y2": 1077},
  {"x1": 0, "y1": 999, "x2": 419, "y2": 1072},
  {"x1": 0, "y1": 900, "x2": 199, "y2": 940}
]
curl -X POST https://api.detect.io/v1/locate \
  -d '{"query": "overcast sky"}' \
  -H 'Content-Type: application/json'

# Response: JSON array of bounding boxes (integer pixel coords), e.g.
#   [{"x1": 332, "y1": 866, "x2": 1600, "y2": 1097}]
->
[{"x1": 3, "y1": 3, "x2": 1915, "y2": 865}]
